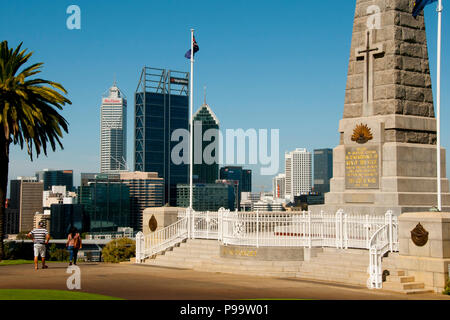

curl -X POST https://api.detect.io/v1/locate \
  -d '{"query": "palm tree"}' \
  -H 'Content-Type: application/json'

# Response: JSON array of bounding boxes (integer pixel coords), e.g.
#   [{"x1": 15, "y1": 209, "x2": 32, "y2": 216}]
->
[{"x1": 0, "y1": 41, "x2": 71, "y2": 260}]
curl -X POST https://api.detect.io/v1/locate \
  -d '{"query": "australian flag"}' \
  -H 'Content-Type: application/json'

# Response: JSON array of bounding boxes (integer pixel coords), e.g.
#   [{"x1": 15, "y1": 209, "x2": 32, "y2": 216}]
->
[
  {"x1": 413, "y1": 0, "x2": 437, "y2": 18},
  {"x1": 185, "y1": 36, "x2": 199, "y2": 59}
]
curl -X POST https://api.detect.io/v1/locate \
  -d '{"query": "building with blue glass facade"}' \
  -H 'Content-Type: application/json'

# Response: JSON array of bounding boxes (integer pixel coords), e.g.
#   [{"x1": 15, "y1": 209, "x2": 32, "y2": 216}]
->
[
  {"x1": 313, "y1": 148, "x2": 333, "y2": 194},
  {"x1": 219, "y1": 166, "x2": 252, "y2": 207},
  {"x1": 78, "y1": 180, "x2": 131, "y2": 233},
  {"x1": 134, "y1": 67, "x2": 189, "y2": 206},
  {"x1": 193, "y1": 102, "x2": 220, "y2": 184},
  {"x1": 50, "y1": 204, "x2": 88, "y2": 239},
  {"x1": 36, "y1": 169, "x2": 74, "y2": 191},
  {"x1": 176, "y1": 183, "x2": 236, "y2": 211}
]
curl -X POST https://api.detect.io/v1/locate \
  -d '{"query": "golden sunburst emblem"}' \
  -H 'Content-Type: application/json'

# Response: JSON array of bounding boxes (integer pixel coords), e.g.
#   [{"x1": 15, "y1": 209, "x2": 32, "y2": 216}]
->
[{"x1": 351, "y1": 123, "x2": 373, "y2": 144}]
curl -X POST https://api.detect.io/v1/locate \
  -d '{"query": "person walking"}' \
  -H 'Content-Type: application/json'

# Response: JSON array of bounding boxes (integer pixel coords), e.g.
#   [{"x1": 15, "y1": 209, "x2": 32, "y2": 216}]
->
[
  {"x1": 66, "y1": 227, "x2": 82, "y2": 266},
  {"x1": 27, "y1": 221, "x2": 50, "y2": 270}
]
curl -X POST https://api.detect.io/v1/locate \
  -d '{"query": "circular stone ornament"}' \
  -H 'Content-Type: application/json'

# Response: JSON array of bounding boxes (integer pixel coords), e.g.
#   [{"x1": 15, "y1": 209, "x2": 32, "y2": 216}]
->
[
  {"x1": 411, "y1": 223, "x2": 429, "y2": 247},
  {"x1": 149, "y1": 215, "x2": 158, "y2": 232}
]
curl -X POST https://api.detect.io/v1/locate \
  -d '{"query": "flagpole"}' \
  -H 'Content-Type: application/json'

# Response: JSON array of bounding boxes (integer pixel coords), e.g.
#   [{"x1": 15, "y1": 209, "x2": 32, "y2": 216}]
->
[
  {"x1": 189, "y1": 28, "x2": 194, "y2": 210},
  {"x1": 436, "y1": 0, "x2": 443, "y2": 211}
]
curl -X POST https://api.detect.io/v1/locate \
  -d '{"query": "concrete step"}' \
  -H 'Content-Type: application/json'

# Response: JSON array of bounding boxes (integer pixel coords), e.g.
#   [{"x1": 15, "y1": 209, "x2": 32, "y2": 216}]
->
[
  {"x1": 295, "y1": 273, "x2": 368, "y2": 286},
  {"x1": 306, "y1": 257, "x2": 369, "y2": 267},
  {"x1": 197, "y1": 262, "x2": 303, "y2": 273},
  {"x1": 297, "y1": 270, "x2": 369, "y2": 282},
  {"x1": 208, "y1": 257, "x2": 302, "y2": 267},
  {"x1": 164, "y1": 250, "x2": 219, "y2": 260},
  {"x1": 386, "y1": 275, "x2": 415, "y2": 283},
  {"x1": 402, "y1": 289, "x2": 435, "y2": 295},
  {"x1": 383, "y1": 281, "x2": 425, "y2": 291}
]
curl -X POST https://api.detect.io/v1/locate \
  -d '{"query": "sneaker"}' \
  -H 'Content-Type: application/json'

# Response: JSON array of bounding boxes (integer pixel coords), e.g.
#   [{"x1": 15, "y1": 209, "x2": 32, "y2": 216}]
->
[
  {"x1": 42, "y1": 265, "x2": 48, "y2": 269},
  {"x1": 69, "y1": 262, "x2": 72, "y2": 266}
]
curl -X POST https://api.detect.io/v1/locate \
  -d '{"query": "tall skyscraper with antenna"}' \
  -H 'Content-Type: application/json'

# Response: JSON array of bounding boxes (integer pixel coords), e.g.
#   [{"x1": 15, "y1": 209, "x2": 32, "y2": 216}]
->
[{"x1": 100, "y1": 81, "x2": 127, "y2": 173}]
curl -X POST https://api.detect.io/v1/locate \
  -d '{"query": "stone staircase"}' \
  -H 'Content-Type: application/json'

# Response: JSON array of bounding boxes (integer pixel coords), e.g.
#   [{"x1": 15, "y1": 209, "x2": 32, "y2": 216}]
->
[
  {"x1": 140, "y1": 240, "x2": 432, "y2": 294},
  {"x1": 295, "y1": 247, "x2": 371, "y2": 287},
  {"x1": 379, "y1": 253, "x2": 433, "y2": 295},
  {"x1": 143, "y1": 239, "x2": 303, "y2": 277}
]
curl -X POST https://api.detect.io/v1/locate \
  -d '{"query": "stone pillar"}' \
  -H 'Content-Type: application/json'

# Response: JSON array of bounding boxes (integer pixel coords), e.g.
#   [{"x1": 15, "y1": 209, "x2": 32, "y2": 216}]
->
[
  {"x1": 142, "y1": 207, "x2": 184, "y2": 236},
  {"x1": 396, "y1": 212, "x2": 450, "y2": 292}
]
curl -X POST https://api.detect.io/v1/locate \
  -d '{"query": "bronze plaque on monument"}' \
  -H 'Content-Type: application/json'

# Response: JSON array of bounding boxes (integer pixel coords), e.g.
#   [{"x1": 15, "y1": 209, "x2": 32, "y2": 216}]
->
[{"x1": 345, "y1": 146, "x2": 380, "y2": 189}]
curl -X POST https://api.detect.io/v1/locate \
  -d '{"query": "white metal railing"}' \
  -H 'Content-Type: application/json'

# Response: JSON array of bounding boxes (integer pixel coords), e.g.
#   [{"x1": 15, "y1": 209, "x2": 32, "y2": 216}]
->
[
  {"x1": 135, "y1": 216, "x2": 188, "y2": 263},
  {"x1": 367, "y1": 211, "x2": 398, "y2": 289},
  {"x1": 221, "y1": 209, "x2": 387, "y2": 250},
  {"x1": 136, "y1": 208, "x2": 399, "y2": 290}
]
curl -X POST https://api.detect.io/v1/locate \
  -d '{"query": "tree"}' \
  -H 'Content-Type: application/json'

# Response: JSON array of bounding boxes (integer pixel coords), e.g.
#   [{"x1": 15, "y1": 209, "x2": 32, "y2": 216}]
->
[
  {"x1": 102, "y1": 238, "x2": 136, "y2": 263},
  {"x1": 0, "y1": 41, "x2": 71, "y2": 260}
]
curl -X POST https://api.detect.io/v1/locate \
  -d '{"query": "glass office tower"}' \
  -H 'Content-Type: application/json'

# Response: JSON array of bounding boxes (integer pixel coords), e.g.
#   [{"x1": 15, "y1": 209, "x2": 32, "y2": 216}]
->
[
  {"x1": 176, "y1": 183, "x2": 235, "y2": 211},
  {"x1": 134, "y1": 67, "x2": 189, "y2": 205},
  {"x1": 36, "y1": 169, "x2": 74, "y2": 191},
  {"x1": 50, "y1": 204, "x2": 88, "y2": 239},
  {"x1": 313, "y1": 148, "x2": 333, "y2": 194},
  {"x1": 78, "y1": 180, "x2": 131, "y2": 233},
  {"x1": 193, "y1": 102, "x2": 220, "y2": 183},
  {"x1": 100, "y1": 82, "x2": 127, "y2": 173}
]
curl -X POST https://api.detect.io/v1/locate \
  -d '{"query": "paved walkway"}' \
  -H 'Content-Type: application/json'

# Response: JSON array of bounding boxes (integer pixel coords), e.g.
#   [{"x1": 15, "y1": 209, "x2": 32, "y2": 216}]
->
[{"x1": 1, "y1": 262, "x2": 449, "y2": 300}]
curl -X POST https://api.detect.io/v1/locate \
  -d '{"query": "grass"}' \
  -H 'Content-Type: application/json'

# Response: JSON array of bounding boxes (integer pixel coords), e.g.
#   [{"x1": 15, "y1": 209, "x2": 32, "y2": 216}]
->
[
  {"x1": 0, "y1": 289, "x2": 123, "y2": 300},
  {"x1": 0, "y1": 260, "x2": 63, "y2": 266}
]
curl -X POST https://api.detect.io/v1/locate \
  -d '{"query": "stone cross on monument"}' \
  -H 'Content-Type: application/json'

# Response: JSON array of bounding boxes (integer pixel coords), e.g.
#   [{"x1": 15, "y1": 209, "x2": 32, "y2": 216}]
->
[
  {"x1": 314, "y1": 0, "x2": 450, "y2": 216},
  {"x1": 355, "y1": 30, "x2": 384, "y2": 116}
]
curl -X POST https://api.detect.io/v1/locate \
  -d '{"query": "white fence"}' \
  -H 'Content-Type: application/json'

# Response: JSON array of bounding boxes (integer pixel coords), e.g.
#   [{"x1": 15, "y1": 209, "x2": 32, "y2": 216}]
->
[
  {"x1": 220, "y1": 209, "x2": 389, "y2": 250},
  {"x1": 135, "y1": 208, "x2": 398, "y2": 289}
]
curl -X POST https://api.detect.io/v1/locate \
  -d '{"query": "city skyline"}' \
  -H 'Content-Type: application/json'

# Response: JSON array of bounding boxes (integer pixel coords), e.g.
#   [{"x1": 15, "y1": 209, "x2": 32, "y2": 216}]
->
[{"x1": 2, "y1": 1, "x2": 449, "y2": 191}]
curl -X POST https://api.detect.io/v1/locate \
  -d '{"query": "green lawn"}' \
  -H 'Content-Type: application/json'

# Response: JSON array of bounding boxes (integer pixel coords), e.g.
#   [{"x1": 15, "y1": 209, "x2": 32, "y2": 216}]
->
[
  {"x1": 0, "y1": 260, "x2": 62, "y2": 266},
  {"x1": 0, "y1": 289, "x2": 123, "y2": 300}
]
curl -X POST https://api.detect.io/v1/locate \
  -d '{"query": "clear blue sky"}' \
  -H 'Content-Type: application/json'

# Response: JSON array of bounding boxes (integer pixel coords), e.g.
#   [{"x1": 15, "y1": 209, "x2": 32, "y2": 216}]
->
[{"x1": 1, "y1": 0, "x2": 449, "y2": 191}]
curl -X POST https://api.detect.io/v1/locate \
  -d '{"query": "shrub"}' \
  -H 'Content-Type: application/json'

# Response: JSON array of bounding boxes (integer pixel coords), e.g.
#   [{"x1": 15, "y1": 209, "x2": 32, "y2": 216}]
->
[
  {"x1": 48, "y1": 244, "x2": 69, "y2": 261},
  {"x1": 443, "y1": 281, "x2": 450, "y2": 295},
  {"x1": 102, "y1": 238, "x2": 136, "y2": 263},
  {"x1": 3, "y1": 241, "x2": 34, "y2": 260}
]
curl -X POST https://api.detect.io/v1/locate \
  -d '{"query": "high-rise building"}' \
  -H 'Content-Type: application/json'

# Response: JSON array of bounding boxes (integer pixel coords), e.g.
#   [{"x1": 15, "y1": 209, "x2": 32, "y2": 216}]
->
[
  {"x1": 193, "y1": 101, "x2": 220, "y2": 183},
  {"x1": 313, "y1": 148, "x2": 333, "y2": 194},
  {"x1": 100, "y1": 82, "x2": 127, "y2": 174},
  {"x1": 134, "y1": 67, "x2": 189, "y2": 205},
  {"x1": 120, "y1": 171, "x2": 164, "y2": 231},
  {"x1": 50, "y1": 204, "x2": 88, "y2": 239},
  {"x1": 285, "y1": 148, "x2": 312, "y2": 200},
  {"x1": 78, "y1": 179, "x2": 130, "y2": 233},
  {"x1": 9, "y1": 177, "x2": 43, "y2": 232},
  {"x1": 219, "y1": 166, "x2": 252, "y2": 209},
  {"x1": 80, "y1": 173, "x2": 120, "y2": 186},
  {"x1": 273, "y1": 173, "x2": 286, "y2": 199},
  {"x1": 4, "y1": 208, "x2": 19, "y2": 234},
  {"x1": 35, "y1": 169, "x2": 73, "y2": 191},
  {"x1": 176, "y1": 183, "x2": 235, "y2": 211}
]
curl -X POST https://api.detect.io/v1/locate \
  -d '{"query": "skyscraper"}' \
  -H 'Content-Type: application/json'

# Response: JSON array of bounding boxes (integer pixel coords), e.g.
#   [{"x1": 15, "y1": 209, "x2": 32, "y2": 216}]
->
[
  {"x1": 134, "y1": 67, "x2": 189, "y2": 205},
  {"x1": 285, "y1": 148, "x2": 312, "y2": 200},
  {"x1": 120, "y1": 171, "x2": 164, "y2": 231},
  {"x1": 219, "y1": 166, "x2": 252, "y2": 208},
  {"x1": 313, "y1": 148, "x2": 333, "y2": 194},
  {"x1": 193, "y1": 100, "x2": 219, "y2": 183},
  {"x1": 273, "y1": 173, "x2": 286, "y2": 199},
  {"x1": 36, "y1": 169, "x2": 74, "y2": 191},
  {"x1": 100, "y1": 81, "x2": 127, "y2": 173},
  {"x1": 78, "y1": 179, "x2": 130, "y2": 233},
  {"x1": 9, "y1": 177, "x2": 43, "y2": 232}
]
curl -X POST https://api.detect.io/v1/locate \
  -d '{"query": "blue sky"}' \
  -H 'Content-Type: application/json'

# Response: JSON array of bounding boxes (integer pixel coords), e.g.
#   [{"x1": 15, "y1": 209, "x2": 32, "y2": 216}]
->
[{"x1": 1, "y1": 0, "x2": 449, "y2": 191}]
